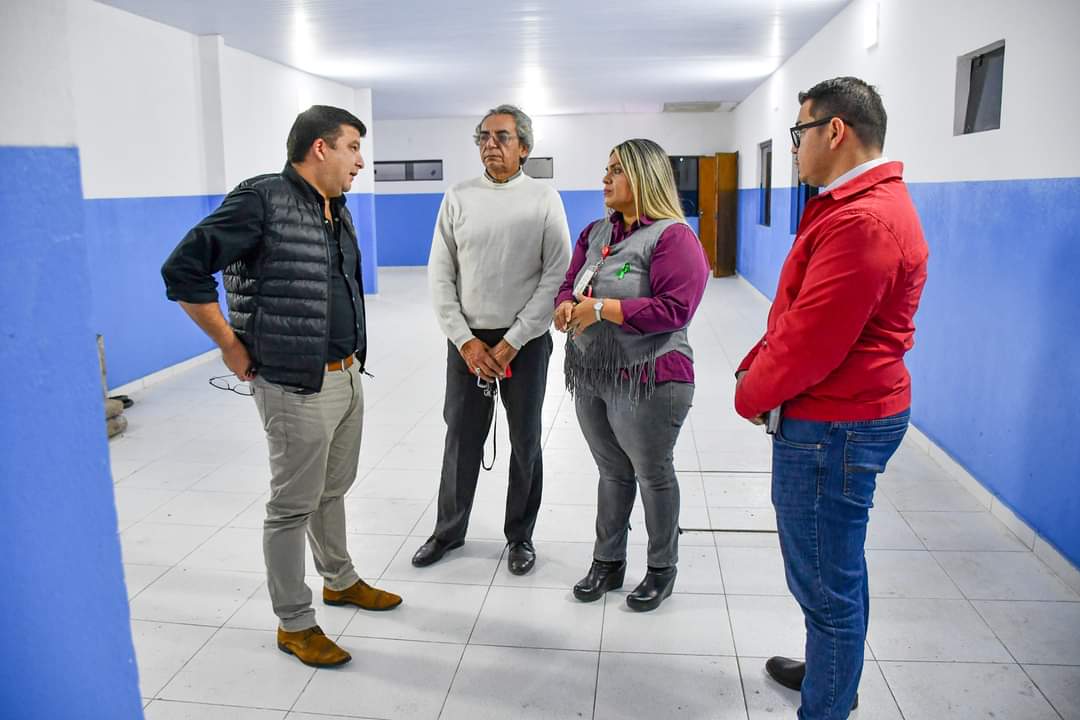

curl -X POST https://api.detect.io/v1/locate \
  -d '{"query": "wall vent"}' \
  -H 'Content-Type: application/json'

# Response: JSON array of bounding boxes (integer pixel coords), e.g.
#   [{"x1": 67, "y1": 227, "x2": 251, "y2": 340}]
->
[{"x1": 663, "y1": 101, "x2": 738, "y2": 113}]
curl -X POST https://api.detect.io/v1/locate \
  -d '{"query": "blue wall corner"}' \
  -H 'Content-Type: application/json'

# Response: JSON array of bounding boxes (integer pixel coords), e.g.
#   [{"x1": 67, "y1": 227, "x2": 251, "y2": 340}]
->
[
  {"x1": 347, "y1": 191, "x2": 378, "y2": 293},
  {"x1": 0, "y1": 146, "x2": 143, "y2": 719},
  {"x1": 736, "y1": 178, "x2": 1080, "y2": 568}
]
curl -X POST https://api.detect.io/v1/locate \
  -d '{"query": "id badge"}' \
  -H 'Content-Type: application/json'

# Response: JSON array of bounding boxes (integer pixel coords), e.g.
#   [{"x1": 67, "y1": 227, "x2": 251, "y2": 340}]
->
[{"x1": 572, "y1": 266, "x2": 597, "y2": 298}]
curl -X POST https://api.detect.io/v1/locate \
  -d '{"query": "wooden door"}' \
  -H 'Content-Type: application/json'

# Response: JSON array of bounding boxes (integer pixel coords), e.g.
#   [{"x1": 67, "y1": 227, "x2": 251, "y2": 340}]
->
[
  {"x1": 698, "y1": 155, "x2": 718, "y2": 273},
  {"x1": 715, "y1": 152, "x2": 738, "y2": 277}
]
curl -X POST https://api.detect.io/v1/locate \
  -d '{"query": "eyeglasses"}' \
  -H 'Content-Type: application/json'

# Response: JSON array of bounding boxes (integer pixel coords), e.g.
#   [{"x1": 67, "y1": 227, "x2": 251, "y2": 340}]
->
[
  {"x1": 789, "y1": 116, "x2": 854, "y2": 149},
  {"x1": 209, "y1": 374, "x2": 254, "y2": 396},
  {"x1": 474, "y1": 130, "x2": 517, "y2": 147}
]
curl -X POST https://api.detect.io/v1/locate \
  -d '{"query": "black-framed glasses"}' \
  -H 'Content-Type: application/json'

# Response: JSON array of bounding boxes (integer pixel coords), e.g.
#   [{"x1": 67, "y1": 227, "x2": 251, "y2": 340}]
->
[
  {"x1": 474, "y1": 130, "x2": 516, "y2": 147},
  {"x1": 789, "y1": 116, "x2": 853, "y2": 148},
  {"x1": 209, "y1": 374, "x2": 254, "y2": 396}
]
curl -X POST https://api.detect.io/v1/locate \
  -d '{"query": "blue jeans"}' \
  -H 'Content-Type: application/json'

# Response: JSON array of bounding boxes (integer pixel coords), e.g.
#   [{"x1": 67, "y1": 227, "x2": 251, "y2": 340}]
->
[{"x1": 771, "y1": 410, "x2": 909, "y2": 720}]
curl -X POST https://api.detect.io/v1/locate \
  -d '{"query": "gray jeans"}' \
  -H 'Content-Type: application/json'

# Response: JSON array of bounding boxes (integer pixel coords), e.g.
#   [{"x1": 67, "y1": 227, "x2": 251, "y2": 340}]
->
[
  {"x1": 252, "y1": 362, "x2": 363, "y2": 631},
  {"x1": 575, "y1": 382, "x2": 693, "y2": 568}
]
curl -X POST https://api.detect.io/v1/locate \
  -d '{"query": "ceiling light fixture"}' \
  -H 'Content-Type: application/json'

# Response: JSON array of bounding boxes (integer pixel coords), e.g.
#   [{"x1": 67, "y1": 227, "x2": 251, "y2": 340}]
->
[{"x1": 863, "y1": 0, "x2": 880, "y2": 50}]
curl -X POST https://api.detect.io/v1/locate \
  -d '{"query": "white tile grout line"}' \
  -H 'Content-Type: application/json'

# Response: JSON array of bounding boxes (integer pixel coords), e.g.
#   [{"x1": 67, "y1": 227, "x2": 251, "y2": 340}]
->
[
  {"x1": 590, "y1": 591, "x2": 609, "y2": 720},
  {"x1": 433, "y1": 545, "x2": 504, "y2": 720},
  {"x1": 699, "y1": 437, "x2": 754, "y2": 720},
  {"x1": 891, "y1": 537, "x2": 1067, "y2": 718},
  {"x1": 118, "y1": 273, "x2": 1080, "y2": 716}
]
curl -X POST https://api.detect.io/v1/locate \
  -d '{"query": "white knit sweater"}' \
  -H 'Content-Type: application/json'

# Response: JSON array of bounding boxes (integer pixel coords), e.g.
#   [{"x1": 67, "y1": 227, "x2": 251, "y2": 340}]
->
[{"x1": 428, "y1": 172, "x2": 571, "y2": 349}]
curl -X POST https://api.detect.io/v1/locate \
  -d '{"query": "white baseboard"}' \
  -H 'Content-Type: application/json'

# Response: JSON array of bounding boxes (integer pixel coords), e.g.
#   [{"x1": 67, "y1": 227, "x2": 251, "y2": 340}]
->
[
  {"x1": 108, "y1": 349, "x2": 219, "y2": 396},
  {"x1": 904, "y1": 424, "x2": 1080, "y2": 596}
]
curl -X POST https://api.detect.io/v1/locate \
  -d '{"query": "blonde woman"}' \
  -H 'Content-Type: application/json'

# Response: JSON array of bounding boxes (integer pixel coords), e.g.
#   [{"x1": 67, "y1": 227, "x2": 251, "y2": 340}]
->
[{"x1": 554, "y1": 138, "x2": 709, "y2": 611}]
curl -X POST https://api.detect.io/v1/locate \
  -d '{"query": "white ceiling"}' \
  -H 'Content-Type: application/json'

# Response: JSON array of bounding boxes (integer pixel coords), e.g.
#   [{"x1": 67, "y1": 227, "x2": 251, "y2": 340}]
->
[{"x1": 97, "y1": 0, "x2": 850, "y2": 119}]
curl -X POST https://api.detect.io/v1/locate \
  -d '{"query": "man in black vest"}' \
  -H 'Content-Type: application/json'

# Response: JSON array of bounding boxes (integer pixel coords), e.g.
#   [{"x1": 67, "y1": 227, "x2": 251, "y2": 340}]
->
[{"x1": 162, "y1": 105, "x2": 402, "y2": 668}]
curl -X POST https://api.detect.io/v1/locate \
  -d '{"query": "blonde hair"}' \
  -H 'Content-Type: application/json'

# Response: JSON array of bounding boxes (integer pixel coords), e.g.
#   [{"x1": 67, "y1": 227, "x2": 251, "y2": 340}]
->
[{"x1": 611, "y1": 138, "x2": 685, "y2": 223}]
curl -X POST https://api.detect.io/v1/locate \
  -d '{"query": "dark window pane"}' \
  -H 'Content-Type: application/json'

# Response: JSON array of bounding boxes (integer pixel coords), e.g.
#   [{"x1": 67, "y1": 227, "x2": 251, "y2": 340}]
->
[
  {"x1": 965, "y1": 46, "x2": 1004, "y2": 133},
  {"x1": 760, "y1": 144, "x2": 772, "y2": 227},
  {"x1": 410, "y1": 161, "x2": 443, "y2": 181},
  {"x1": 374, "y1": 162, "x2": 406, "y2": 182},
  {"x1": 669, "y1": 156, "x2": 699, "y2": 192},
  {"x1": 524, "y1": 157, "x2": 553, "y2": 179}
]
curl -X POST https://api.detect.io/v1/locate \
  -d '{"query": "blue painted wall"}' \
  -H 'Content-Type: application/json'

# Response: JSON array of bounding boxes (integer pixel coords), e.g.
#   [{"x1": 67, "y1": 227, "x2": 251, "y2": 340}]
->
[
  {"x1": 736, "y1": 187, "x2": 797, "y2": 299},
  {"x1": 560, "y1": 189, "x2": 607, "y2": 240},
  {"x1": 374, "y1": 193, "x2": 442, "y2": 266},
  {"x1": 373, "y1": 188, "x2": 700, "y2": 268},
  {"x1": 346, "y1": 192, "x2": 379, "y2": 294},
  {"x1": 85, "y1": 194, "x2": 221, "y2": 387},
  {"x1": 735, "y1": 177, "x2": 1080, "y2": 568},
  {"x1": 0, "y1": 146, "x2": 143, "y2": 718},
  {"x1": 86, "y1": 190, "x2": 379, "y2": 387}
]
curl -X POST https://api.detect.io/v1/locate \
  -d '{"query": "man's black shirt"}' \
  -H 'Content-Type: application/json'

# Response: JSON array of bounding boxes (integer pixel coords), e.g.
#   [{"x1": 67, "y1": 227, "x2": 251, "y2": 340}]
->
[{"x1": 162, "y1": 166, "x2": 366, "y2": 363}]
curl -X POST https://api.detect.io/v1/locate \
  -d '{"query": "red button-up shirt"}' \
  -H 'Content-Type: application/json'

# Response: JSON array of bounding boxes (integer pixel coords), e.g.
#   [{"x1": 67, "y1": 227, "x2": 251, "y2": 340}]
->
[{"x1": 735, "y1": 161, "x2": 929, "y2": 421}]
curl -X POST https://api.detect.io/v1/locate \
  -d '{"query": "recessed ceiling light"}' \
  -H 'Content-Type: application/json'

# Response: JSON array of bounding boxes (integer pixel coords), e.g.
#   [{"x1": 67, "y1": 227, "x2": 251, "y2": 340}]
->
[{"x1": 863, "y1": 0, "x2": 880, "y2": 49}]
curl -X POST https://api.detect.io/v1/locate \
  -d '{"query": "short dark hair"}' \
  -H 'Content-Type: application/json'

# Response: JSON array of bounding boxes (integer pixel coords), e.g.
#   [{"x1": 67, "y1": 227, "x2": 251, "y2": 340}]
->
[
  {"x1": 286, "y1": 105, "x2": 367, "y2": 163},
  {"x1": 798, "y1": 76, "x2": 887, "y2": 150}
]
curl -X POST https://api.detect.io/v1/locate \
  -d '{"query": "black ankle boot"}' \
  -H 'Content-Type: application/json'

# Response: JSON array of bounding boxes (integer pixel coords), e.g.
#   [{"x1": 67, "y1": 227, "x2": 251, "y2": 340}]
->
[
  {"x1": 573, "y1": 560, "x2": 626, "y2": 602},
  {"x1": 626, "y1": 566, "x2": 677, "y2": 611}
]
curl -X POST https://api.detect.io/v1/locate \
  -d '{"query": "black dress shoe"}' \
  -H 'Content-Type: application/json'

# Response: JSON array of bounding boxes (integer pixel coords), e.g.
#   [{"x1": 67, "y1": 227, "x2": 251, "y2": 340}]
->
[
  {"x1": 507, "y1": 541, "x2": 536, "y2": 575},
  {"x1": 626, "y1": 566, "x2": 677, "y2": 611},
  {"x1": 573, "y1": 560, "x2": 626, "y2": 602},
  {"x1": 411, "y1": 536, "x2": 464, "y2": 567},
  {"x1": 764, "y1": 657, "x2": 859, "y2": 710}
]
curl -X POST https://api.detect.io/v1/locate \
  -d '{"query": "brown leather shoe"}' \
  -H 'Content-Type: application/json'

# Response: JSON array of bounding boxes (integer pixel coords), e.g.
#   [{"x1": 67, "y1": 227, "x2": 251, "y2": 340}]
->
[
  {"x1": 276, "y1": 626, "x2": 351, "y2": 667},
  {"x1": 323, "y1": 579, "x2": 403, "y2": 611}
]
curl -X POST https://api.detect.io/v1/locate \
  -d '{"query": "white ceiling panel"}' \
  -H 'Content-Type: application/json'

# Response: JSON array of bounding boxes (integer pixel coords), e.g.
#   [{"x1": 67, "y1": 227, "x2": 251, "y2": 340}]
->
[{"x1": 95, "y1": 0, "x2": 851, "y2": 119}]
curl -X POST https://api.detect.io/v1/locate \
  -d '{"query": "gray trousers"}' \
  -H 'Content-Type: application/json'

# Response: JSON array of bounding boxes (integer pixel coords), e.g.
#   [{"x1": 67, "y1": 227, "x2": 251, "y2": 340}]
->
[
  {"x1": 575, "y1": 382, "x2": 693, "y2": 568},
  {"x1": 252, "y1": 362, "x2": 363, "y2": 631}
]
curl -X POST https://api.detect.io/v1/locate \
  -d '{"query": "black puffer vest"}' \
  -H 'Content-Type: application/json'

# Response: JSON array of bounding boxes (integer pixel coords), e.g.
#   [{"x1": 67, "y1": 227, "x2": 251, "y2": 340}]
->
[{"x1": 222, "y1": 166, "x2": 367, "y2": 392}]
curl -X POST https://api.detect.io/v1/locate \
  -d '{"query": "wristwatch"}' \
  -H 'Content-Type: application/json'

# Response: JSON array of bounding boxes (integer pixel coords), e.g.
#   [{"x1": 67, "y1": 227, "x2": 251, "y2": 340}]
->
[{"x1": 593, "y1": 299, "x2": 605, "y2": 323}]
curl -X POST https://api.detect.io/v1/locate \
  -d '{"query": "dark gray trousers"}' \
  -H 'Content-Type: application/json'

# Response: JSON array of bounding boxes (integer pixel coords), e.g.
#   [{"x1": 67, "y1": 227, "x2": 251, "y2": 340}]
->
[
  {"x1": 432, "y1": 330, "x2": 552, "y2": 544},
  {"x1": 575, "y1": 381, "x2": 693, "y2": 568}
]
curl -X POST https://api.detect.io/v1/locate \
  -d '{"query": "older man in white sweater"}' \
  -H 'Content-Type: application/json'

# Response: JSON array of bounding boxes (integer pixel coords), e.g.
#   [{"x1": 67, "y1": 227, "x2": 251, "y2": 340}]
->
[{"x1": 414, "y1": 104, "x2": 571, "y2": 575}]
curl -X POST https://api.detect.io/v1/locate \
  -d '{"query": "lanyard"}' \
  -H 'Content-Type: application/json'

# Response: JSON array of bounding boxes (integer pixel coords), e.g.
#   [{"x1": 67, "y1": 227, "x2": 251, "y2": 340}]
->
[{"x1": 583, "y1": 244, "x2": 611, "y2": 298}]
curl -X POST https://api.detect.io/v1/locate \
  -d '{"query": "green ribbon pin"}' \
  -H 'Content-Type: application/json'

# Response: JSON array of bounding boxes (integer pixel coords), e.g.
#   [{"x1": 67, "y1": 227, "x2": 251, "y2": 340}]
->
[{"x1": 616, "y1": 262, "x2": 632, "y2": 279}]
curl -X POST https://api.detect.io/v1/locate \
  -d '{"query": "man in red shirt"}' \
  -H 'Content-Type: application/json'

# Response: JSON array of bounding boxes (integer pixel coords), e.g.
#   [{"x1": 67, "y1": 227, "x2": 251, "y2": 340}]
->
[{"x1": 735, "y1": 77, "x2": 928, "y2": 720}]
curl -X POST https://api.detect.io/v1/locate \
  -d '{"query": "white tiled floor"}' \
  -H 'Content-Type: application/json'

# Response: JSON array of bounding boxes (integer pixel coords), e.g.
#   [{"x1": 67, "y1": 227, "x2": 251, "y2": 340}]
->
[{"x1": 110, "y1": 269, "x2": 1080, "y2": 719}]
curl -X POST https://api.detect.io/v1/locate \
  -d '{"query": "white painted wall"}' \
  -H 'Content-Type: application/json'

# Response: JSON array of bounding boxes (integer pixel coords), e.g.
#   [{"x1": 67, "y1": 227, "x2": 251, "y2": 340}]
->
[
  {"x1": 375, "y1": 112, "x2": 733, "y2": 194},
  {"x1": 732, "y1": 0, "x2": 1080, "y2": 188},
  {"x1": 220, "y1": 47, "x2": 374, "y2": 193},
  {"x1": 0, "y1": 1, "x2": 78, "y2": 147},
  {"x1": 68, "y1": 0, "x2": 209, "y2": 199},
  {"x1": 65, "y1": 0, "x2": 373, "y2": 199}
]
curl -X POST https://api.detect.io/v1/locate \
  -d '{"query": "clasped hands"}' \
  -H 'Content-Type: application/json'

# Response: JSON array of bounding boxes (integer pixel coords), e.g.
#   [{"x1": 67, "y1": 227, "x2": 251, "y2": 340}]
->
[
  {"x1": 460, "y1": 338, "x2": 517, "y2": 382},
  {"x1": 554, "y1": 294, "x2": 602, "y2": 337}
]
